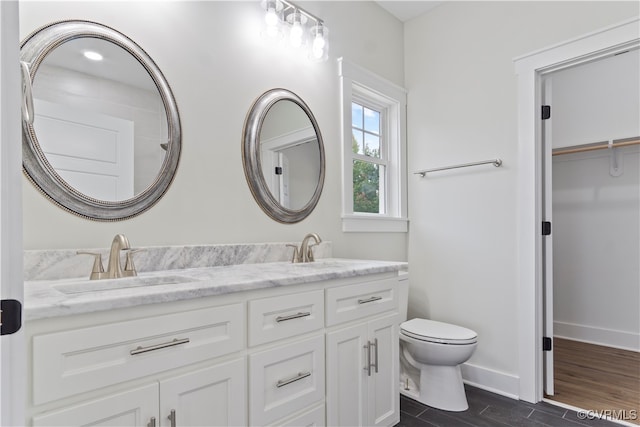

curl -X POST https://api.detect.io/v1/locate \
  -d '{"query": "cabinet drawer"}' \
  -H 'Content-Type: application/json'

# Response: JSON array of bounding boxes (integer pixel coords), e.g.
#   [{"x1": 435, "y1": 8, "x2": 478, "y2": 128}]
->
[
  {"x1": 326, "y1": 277, "x2": 398, "y2": 326},
  {"x1": 248, "y1": 290, "x2": 324, "y2": 346},
  {"x1": 270, "y1": 404, "x2": 325, "y2": 427},
  {"x1": 32, "y1": 303, "x2": 244, "y2": 405},
  {"x1": 249, "y1": 335, "x2": 325, "y2": 426}
]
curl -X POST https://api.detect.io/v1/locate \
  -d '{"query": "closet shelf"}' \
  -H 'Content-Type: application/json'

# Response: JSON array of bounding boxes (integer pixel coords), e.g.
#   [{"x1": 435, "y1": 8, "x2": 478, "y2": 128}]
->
[{"x1": 552, "y1": 137, "x2": 640, "y2": 156}]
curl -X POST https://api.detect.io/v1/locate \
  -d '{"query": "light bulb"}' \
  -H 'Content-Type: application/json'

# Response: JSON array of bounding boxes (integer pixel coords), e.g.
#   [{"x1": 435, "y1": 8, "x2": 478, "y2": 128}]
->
[
  {"x1": 290, "y1": 22, "x2": 303, "y2": 48},
  {"x1": 312, "y1": 45, "x2": 324, "y2": 60},
  {"x1": 265, "y1": 24, "x2": 280, "y2": 39},
  {"x1": 265, "y1": 6, "x2": 279, "y2": 27},
  {"x1": 312, "y1": 33, "x2": 325, "y2": 51},
  {"x1": 309, "y1": 24, "x2": 328, "y2": 61}
]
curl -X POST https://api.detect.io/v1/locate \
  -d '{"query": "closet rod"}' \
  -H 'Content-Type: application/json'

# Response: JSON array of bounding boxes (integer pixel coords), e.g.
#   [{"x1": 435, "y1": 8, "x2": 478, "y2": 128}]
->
[
  {"x1": 552, "y1": 138, "x2": 640, "y2": 156},
  {"x1": 414, "y1": 158, "x2": 502, "y2": 177}
]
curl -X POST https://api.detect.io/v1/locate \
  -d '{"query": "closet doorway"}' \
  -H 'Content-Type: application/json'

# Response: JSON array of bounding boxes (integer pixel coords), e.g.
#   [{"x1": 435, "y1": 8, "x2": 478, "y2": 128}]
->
[{"x1": 541, "y1": 48, "x2": 640, "y2": 424}]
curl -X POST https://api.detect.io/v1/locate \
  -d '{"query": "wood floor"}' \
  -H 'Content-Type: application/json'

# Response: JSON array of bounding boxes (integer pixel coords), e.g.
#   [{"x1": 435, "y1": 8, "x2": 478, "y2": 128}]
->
[{"x1": 548, "y1": 338, "x2": 640, "y2": 425}]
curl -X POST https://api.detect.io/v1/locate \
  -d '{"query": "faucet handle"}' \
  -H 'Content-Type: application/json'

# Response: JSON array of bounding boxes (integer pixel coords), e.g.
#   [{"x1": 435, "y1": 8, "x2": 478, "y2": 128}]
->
[
  {"x1": 123, "y1": 248, "x2": 144, "y2": 277},
  {"x1": 286, "y1": 244, "x2": 300, "y2": 263},
  {"x1": 77, "y1": 251, "x2": 106, "y2": 280}
]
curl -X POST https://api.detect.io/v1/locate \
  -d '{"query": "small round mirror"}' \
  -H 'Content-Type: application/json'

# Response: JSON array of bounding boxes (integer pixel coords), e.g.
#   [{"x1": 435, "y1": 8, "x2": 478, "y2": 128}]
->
[
  {"x1": 21, "y1": 20, "x2": 181, "y2": 220},
  {"x1": 242, "y1": 89, "x2": 325, "y2": 223}
]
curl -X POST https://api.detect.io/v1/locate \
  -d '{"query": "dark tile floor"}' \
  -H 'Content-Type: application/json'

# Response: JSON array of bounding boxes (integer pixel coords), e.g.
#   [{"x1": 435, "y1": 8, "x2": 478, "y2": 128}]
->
[{"x1": 398, "y1": 385, "x2": 621, "y2": 427}]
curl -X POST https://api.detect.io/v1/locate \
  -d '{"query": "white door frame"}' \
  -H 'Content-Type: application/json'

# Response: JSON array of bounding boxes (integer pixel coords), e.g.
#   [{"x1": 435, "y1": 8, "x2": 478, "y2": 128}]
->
[
  {"x1": 0, "y1": 1, "x2": 26, "y2": 425},
  {"x1": 514, "y1": 17, "x2": 640, "y2": 403}
]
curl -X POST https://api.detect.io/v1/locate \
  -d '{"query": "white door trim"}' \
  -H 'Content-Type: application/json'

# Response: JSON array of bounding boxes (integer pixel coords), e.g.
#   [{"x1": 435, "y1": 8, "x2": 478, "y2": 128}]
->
[
  {"x1": 0, "y1": 1, "x2": 25, "y2": 425},
  {"x1": 514, "y1": 17, "x2": 640, "y2": 403}
]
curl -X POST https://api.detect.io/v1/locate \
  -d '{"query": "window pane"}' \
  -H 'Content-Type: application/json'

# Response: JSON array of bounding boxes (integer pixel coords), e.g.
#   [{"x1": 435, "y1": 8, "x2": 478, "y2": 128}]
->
[
  {"x1": 364, "y1": 133, "x2": 380, "y2": 158},
  {"x1": 352, "y1": 130, "x2": 364, "y2": 155},
  {"x1": 352, "y1": 103, "x2": 363, "y2": 129},
  {"x1": 363, "y1": 107, "x2": 380, "y2": 135},
  {"x1": 353, "y1": 160, "x2": 385, "y2": 214}
]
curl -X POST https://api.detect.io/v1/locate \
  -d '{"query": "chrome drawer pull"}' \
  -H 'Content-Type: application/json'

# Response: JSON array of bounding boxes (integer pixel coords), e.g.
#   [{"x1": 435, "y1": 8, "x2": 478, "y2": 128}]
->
[
  {"x1": 276, "y1": 371, "x2": 311, "y2": 388},
  {"x1": 358, "y1": 296, "x2": 382, "y2": 305},
  {"x1": 130, "y1": 338, "x2": 190, "y2": 355},
  {"x1": 168, "y1": 409, "x2": 176, "y2": 427},
  {"x1": 276, "y1": 311, "x2": 311, "y2": 322},
  {"x1": 364, "y1": 341, "x2": 372, "y2": 376},
  {"x1": 372, "y1": 338, "x2": 379, "y2": 373}
]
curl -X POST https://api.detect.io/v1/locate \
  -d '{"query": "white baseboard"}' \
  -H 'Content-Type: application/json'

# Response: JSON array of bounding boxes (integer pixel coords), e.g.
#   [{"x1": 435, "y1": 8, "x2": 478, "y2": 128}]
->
[
  {"x1": 554, "y1": 321, "x2": 640, "y2": 351},
  {"x1": 460, "y1": 363, "x2": 520, "y2": 399}
]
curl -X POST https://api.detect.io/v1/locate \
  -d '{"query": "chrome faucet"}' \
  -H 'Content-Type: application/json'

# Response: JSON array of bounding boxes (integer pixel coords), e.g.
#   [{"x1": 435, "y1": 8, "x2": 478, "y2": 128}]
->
[
  {"x1": 287, "y1": 233, "x2": 322, "y2": 263},
  {"x1": 106, "y1": 233, "x2": 131, "y2": 279},
  {"x1": 77, "y1": 234, "x2": 138, "y2": 280}
]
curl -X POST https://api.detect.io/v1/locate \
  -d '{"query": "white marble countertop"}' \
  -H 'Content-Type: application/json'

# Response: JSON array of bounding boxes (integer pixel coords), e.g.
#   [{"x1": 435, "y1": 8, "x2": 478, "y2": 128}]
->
[{"x1": 24, "y1": 258, "x2": 408, "y2": 321}]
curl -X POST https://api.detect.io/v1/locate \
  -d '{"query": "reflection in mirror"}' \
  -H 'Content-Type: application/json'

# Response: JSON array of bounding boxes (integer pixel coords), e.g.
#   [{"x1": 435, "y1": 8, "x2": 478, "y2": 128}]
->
[
  {"x1": 21, "y1": 20, "x2": 181, "y2": 221},
  {"x1": 32, "y1": 38, "x2": 168, "y2": 201},
  {"x1": 259, "y1": 100, "x2": 320, "y2": 210},
  {"x1": 242, "y1": 89, "x2": 325, "y2": 224}
]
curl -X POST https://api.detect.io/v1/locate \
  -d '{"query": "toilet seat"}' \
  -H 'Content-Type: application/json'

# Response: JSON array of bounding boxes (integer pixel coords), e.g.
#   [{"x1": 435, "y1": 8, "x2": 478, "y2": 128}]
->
[{"x1": 401, "y1": 318, "x2": 477, "y2": 345}]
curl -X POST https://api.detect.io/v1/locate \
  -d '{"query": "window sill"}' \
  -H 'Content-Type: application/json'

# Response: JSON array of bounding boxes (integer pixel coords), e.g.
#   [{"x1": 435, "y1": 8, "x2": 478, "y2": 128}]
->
[{"x1": 342, "y1": 215, "x2": 408, "y2": 233}]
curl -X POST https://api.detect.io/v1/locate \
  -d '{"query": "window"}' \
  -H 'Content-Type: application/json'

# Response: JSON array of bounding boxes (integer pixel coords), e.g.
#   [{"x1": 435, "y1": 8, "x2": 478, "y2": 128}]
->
[
  {"x1": 351, "y1": 101, "x2": 385, "y2": 214},
  {"x1": 339, "y1": 58, "x2": 407, "y2": 232}
]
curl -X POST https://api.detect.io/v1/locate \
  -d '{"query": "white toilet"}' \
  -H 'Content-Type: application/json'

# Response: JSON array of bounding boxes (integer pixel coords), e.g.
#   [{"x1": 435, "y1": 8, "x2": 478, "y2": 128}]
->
[{"x1": 397, "y1": 277, "x2": 478, "y2": 412}]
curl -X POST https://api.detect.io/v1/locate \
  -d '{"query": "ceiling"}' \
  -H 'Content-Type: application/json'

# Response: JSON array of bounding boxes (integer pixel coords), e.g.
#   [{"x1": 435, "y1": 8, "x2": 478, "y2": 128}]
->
[{"x1": 375, "y1": 1, "x2": 443, "y2": 22}]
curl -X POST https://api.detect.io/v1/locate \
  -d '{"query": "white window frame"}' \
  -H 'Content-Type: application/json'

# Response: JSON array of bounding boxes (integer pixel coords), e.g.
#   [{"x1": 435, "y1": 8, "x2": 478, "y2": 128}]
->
[{"x1": 338, "y1": 58, "x2": 408, "y2": 232}]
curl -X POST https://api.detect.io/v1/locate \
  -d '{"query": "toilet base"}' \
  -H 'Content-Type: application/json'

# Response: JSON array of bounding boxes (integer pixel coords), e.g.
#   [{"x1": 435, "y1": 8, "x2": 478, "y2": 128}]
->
[{"x1": 401, "y1": 364, "x2": 469, "y2": 412}]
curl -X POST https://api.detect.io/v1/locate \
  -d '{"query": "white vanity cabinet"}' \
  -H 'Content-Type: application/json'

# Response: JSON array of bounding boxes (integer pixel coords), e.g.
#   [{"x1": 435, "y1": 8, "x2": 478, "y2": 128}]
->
[
  {"x1": 326, "y1": 279, "x2": 400, "y2": 427},
  {"x1": 159, "y1": 358, "x2": 247, "y2": 426},
  {"x1": 32, "y1": 359, "x2": 246, "y2": 427},
  {"x1": 247, "y1": 290, "x2": 326, "y2": 426},
  {"x1": 28, "y1": 302, "x2": 247, "y2": 427},
  {"x1": 32, "y1": 383, "x2": 159, "y2": 427},
  {"x1": 26, "y1": 270, "x2": 403, "y2": 427}
]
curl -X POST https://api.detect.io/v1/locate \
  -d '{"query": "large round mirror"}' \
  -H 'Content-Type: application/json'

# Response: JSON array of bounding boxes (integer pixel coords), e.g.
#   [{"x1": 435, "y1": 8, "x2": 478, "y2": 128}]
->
[
  {"x1": 20, "y1": 20, "x2": 181, "y2": 221},
  {"x1": 242, "y1": 89, "x2": 325, "y2": 223}
]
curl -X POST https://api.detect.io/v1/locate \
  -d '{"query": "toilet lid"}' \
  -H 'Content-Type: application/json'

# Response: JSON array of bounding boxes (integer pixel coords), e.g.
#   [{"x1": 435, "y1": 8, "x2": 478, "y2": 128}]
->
[{"x1": 401, "y1": 318, "x2": 477, "y2": 345}]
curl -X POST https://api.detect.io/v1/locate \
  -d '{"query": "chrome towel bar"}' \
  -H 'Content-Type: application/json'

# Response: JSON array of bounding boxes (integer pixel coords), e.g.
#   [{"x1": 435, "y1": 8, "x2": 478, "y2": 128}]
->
[{"x1": 414, "y1": 158, "x2": 502, "y2": 177}]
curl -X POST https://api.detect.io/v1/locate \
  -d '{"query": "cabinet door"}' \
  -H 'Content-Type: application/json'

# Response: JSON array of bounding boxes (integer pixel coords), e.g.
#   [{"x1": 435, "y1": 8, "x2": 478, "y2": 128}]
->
[
  {"x1": 326, "y1": 323, "x2": 369, "y2": 427},
  {"x1": 159, "y1": 358, "x2": 246, "y2": 427},
  {"x1": 32, "y1": 383, "x2": 158, "y2": 427},
  {"x1": 367, "y1": 314, "x2": 399, "y2": 427}
]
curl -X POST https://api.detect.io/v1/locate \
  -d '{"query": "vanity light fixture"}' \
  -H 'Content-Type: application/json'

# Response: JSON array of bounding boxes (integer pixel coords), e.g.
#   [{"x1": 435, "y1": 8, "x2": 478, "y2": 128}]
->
[
  {"x1": 83, "y1": 50, "x2": 103, "y2": 61},
  {"x1": 259, "y1": 0, "x2": 329, "y2": 61}
]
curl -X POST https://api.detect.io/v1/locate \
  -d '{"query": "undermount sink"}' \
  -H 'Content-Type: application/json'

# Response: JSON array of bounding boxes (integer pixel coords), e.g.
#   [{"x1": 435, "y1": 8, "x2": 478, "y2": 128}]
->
[{"x1": 54, "y1": 275, "x2": 194, "y2": 294}]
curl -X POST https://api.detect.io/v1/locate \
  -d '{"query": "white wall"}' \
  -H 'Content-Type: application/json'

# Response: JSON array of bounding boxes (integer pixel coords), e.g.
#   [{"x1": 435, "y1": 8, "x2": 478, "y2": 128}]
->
[
  {"x1": 550, "y1": 51, "x2": 640, "y2": 351},
  {"x1": 20, "y1": 1, "x2": 408, "y2": 262},
  {"x1": 405, "y1": 1, "x2": 639, "y2": 396}
]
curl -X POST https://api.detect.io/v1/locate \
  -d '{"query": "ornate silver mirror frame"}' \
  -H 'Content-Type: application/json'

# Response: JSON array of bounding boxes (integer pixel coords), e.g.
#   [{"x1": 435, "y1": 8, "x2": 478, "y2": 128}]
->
[
  {"x1": 242, "y1": 88, "x2": 325, "y2": 223},
  {"x1": 20, "y1": 20, "x2": 181, "y2": 221}
]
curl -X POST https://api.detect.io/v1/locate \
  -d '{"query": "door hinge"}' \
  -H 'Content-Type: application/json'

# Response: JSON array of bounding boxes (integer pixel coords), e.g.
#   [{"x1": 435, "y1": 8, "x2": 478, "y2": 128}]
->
[
  {"x1": 275, "y1": 166, "x2": 283, "y2": 175},
  {"x1": 542, "y1": 221, "x2": 551, "y2": 236},
  {"x1": 0, "y1": 299, "x2": 22, "y2": 335},
  {"x1": 541, "y1": 105, "x2": 551, "y2": 120},
  {"x1": 543, "y1": 336, "x2": 553, "y2": 351}
]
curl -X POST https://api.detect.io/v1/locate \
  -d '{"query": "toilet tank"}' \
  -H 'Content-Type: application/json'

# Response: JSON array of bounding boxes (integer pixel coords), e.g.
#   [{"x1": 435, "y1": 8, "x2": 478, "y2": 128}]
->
[{"x1": 398, "y1": 271, "x2": 409, "y2": 322}]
